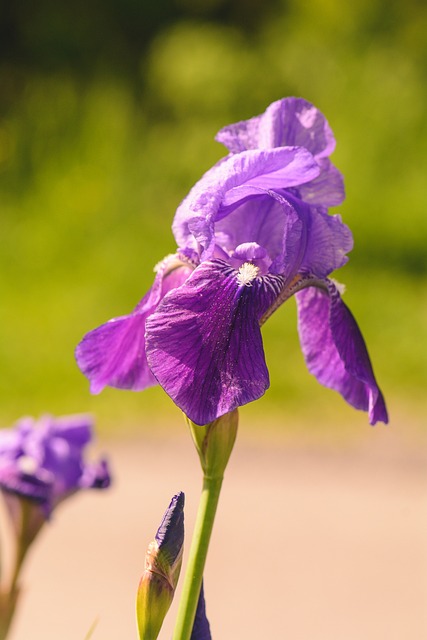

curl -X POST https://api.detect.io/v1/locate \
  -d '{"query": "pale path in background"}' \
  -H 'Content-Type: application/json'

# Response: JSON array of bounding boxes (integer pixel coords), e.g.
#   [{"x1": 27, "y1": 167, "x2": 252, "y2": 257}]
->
[{"x1": 7, "y1": 425, "x2": 427, "y2": 640}]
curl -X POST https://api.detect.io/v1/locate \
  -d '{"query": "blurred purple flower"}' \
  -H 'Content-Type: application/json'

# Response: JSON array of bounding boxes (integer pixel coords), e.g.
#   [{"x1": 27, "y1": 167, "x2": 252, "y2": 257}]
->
[
  {"x1": 76, "y1": 98, "x2": 388, "y2": 426},
  {"x1": 0, "y1": 413, "x2": 111, "y2": 520}
]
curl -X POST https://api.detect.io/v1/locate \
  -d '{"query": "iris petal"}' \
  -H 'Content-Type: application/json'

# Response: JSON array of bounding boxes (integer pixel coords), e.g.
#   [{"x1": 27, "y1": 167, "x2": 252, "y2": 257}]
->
[
  {"x1": 172, "y1": 146, "x2": 320, "y2": 258},
  {"x1": 75, "y1": 261, "x2": 193, "y2": 394},
  {"x1": 146, "y1": 260, "x2": 284, "y2": 425},
  {"x1": 219, "y1": 190, "x2": 352, "y2": 280},
  {"x1": 216, "y1": 97, "x2": 336, "y2": 158},
  {"x1": 298, "y1": 158, "x2": 345, "y2": 207},
  {"x1": 289, "y1": 196, "x2": 353, "y2": 278},
  {"x1": 215, "y1": 98, "x2": 344, "y2": 208},
  {"x1": 296, "y1": 281, "x2": 388, "y2": 425}
]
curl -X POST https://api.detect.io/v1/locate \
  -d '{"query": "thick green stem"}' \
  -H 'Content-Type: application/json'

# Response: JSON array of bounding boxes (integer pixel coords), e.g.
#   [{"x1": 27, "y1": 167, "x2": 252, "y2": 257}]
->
[{"x1": 172, "y1": 475, "x2": 223, "y2": 640}]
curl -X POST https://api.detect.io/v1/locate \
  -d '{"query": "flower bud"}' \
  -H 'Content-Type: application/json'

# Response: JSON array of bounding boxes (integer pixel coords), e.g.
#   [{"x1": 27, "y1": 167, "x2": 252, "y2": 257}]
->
[
  {"x1": 136, "y1": 492, "x2": 185, "y2": 640},
  {"x1": 191, "y1": 581, "x2": 211, "y2": 640}
]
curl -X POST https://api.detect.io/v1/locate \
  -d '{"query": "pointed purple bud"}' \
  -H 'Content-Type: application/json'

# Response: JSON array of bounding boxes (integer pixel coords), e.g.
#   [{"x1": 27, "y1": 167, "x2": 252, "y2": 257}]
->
[
  {"x1": 136, "y1": 492, "x2": 185, "y2": 640},
  {"x1": 155, "y1": 492, "x2": 185, "y2": 569},
  {"x1": 191, "y1": 581, "x2": 211, "y2": 640}
]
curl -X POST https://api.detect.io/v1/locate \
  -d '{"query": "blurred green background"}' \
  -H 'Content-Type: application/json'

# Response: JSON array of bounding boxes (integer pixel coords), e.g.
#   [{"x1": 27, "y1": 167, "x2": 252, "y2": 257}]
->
[{"x1": 1, "y1": 0, "x2": 426, "y2": 436}]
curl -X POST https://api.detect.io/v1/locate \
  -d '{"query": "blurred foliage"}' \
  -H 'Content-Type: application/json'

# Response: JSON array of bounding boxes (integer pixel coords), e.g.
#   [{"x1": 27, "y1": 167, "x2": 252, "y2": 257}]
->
[
  {"x1": 0, "y1": 0, "x2": 426, "y2": 432},
  {"x1": 0, "y1": 0, "x2": 278, "y2": 82}
]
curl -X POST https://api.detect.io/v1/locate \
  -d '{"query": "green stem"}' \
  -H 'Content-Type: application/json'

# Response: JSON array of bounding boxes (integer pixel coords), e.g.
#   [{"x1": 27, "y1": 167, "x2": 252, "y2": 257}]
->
[
  {"x1": 9, "y1": 500, "x2": 33, "y2": 597},
  {"x1": 0, "y1": 500, "x2": 38, "y2": 640},
  {"x1": 172, "y1": 474, "x2": 223, "y2": 640}
]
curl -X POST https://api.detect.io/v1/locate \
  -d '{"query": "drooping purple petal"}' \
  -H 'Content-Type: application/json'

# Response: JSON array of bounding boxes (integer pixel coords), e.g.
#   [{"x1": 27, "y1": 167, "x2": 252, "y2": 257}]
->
[
  {"x1": 75, "y1": 258, "x2": 193, "y2": 394},
  {"x1": 191, "y1": 582, "x2": 211, "y2": 640},
  {"x1": 216, "y1": 97, "x2": 336, "y2": 159},
  {"x1": 146, "y1": 260, "x2": 284, "y2": 425},
  {"x1": 76, "y1": 308, "x2": 157, "y2": 393},
  {"x1": 296, "y1": 281, "x2": 388, "y2": 425},
  {"x1": 172, "y1": 147, "x2": 320, "y2": 257}
]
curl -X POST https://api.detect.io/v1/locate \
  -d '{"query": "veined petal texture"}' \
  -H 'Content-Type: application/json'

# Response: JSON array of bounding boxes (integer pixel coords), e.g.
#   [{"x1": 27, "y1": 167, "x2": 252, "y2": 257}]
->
[
  {"x1": 146, "y1": 260, "x2": 284, "y2": 425},
  {"x1": 75, "y1": 260, "x2": 193, "y2": 393},
  {"x1": 296, "y1": 281, "x2": 388, "y2": 425}
]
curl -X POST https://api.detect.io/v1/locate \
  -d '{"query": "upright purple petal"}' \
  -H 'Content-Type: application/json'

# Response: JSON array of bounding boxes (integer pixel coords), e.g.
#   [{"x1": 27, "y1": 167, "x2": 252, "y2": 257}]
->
[
  {"x1": 296, "y1": 281, "x2": 388, "y2": 424},
  {"x1": 215, "y1": 190, "x2": 351, "y2": 280},
  {"x1": 49, "y1": 414, "x2": 93, "y2": 446},
  {"x1": 214, "y1": 190, "x2": 290, "y2": 272},
  {"x1": 216, "y1": 97, "x2": 336, "y2": 158},
  {"x1": 172, "y1": 147, "x2": 320, "y2": 257},
  {"x1": 146, "y1": 260, "x2": 284, "y2": 425},
  {"x1": 215, "y1": 98, "x2": 344, "y2": 207},
  {"x1": 75, "y1": 258, "x2": 193, "y2": 394}
]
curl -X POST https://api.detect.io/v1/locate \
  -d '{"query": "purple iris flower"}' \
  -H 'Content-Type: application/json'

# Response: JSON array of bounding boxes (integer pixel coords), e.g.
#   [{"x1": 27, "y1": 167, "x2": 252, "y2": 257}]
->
[
  {"x1": 76, "y1": 98, "x2": 388, "y2": 426},
  {"x1": 0, "y1": 413, "x2": 111, "y2": 519}
]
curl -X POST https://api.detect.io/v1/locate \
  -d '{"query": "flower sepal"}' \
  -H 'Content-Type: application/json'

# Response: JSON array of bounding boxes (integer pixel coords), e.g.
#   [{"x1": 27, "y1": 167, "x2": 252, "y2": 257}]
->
[{"x1": 186, "y1": 410, "x2": 238, "y2": 479}]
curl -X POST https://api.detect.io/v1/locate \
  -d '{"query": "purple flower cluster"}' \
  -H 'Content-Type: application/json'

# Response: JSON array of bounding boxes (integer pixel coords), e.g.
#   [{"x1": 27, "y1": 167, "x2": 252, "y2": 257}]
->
[
  {"x1": 76, "y1": 98, "x2": 388, "y2": 426},
  {"x1": 0, "y1": 413, "x2": 110, "y2": 517}
]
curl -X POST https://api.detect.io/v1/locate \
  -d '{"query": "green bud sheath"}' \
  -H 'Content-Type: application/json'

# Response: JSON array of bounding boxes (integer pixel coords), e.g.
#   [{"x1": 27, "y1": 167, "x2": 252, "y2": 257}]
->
[
  {"x1": 186, "y1": 409, "x2": 238, "y2": 478},
  {"x1": 136, "y1": 549, "x2": 174, "y2": 640}
]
